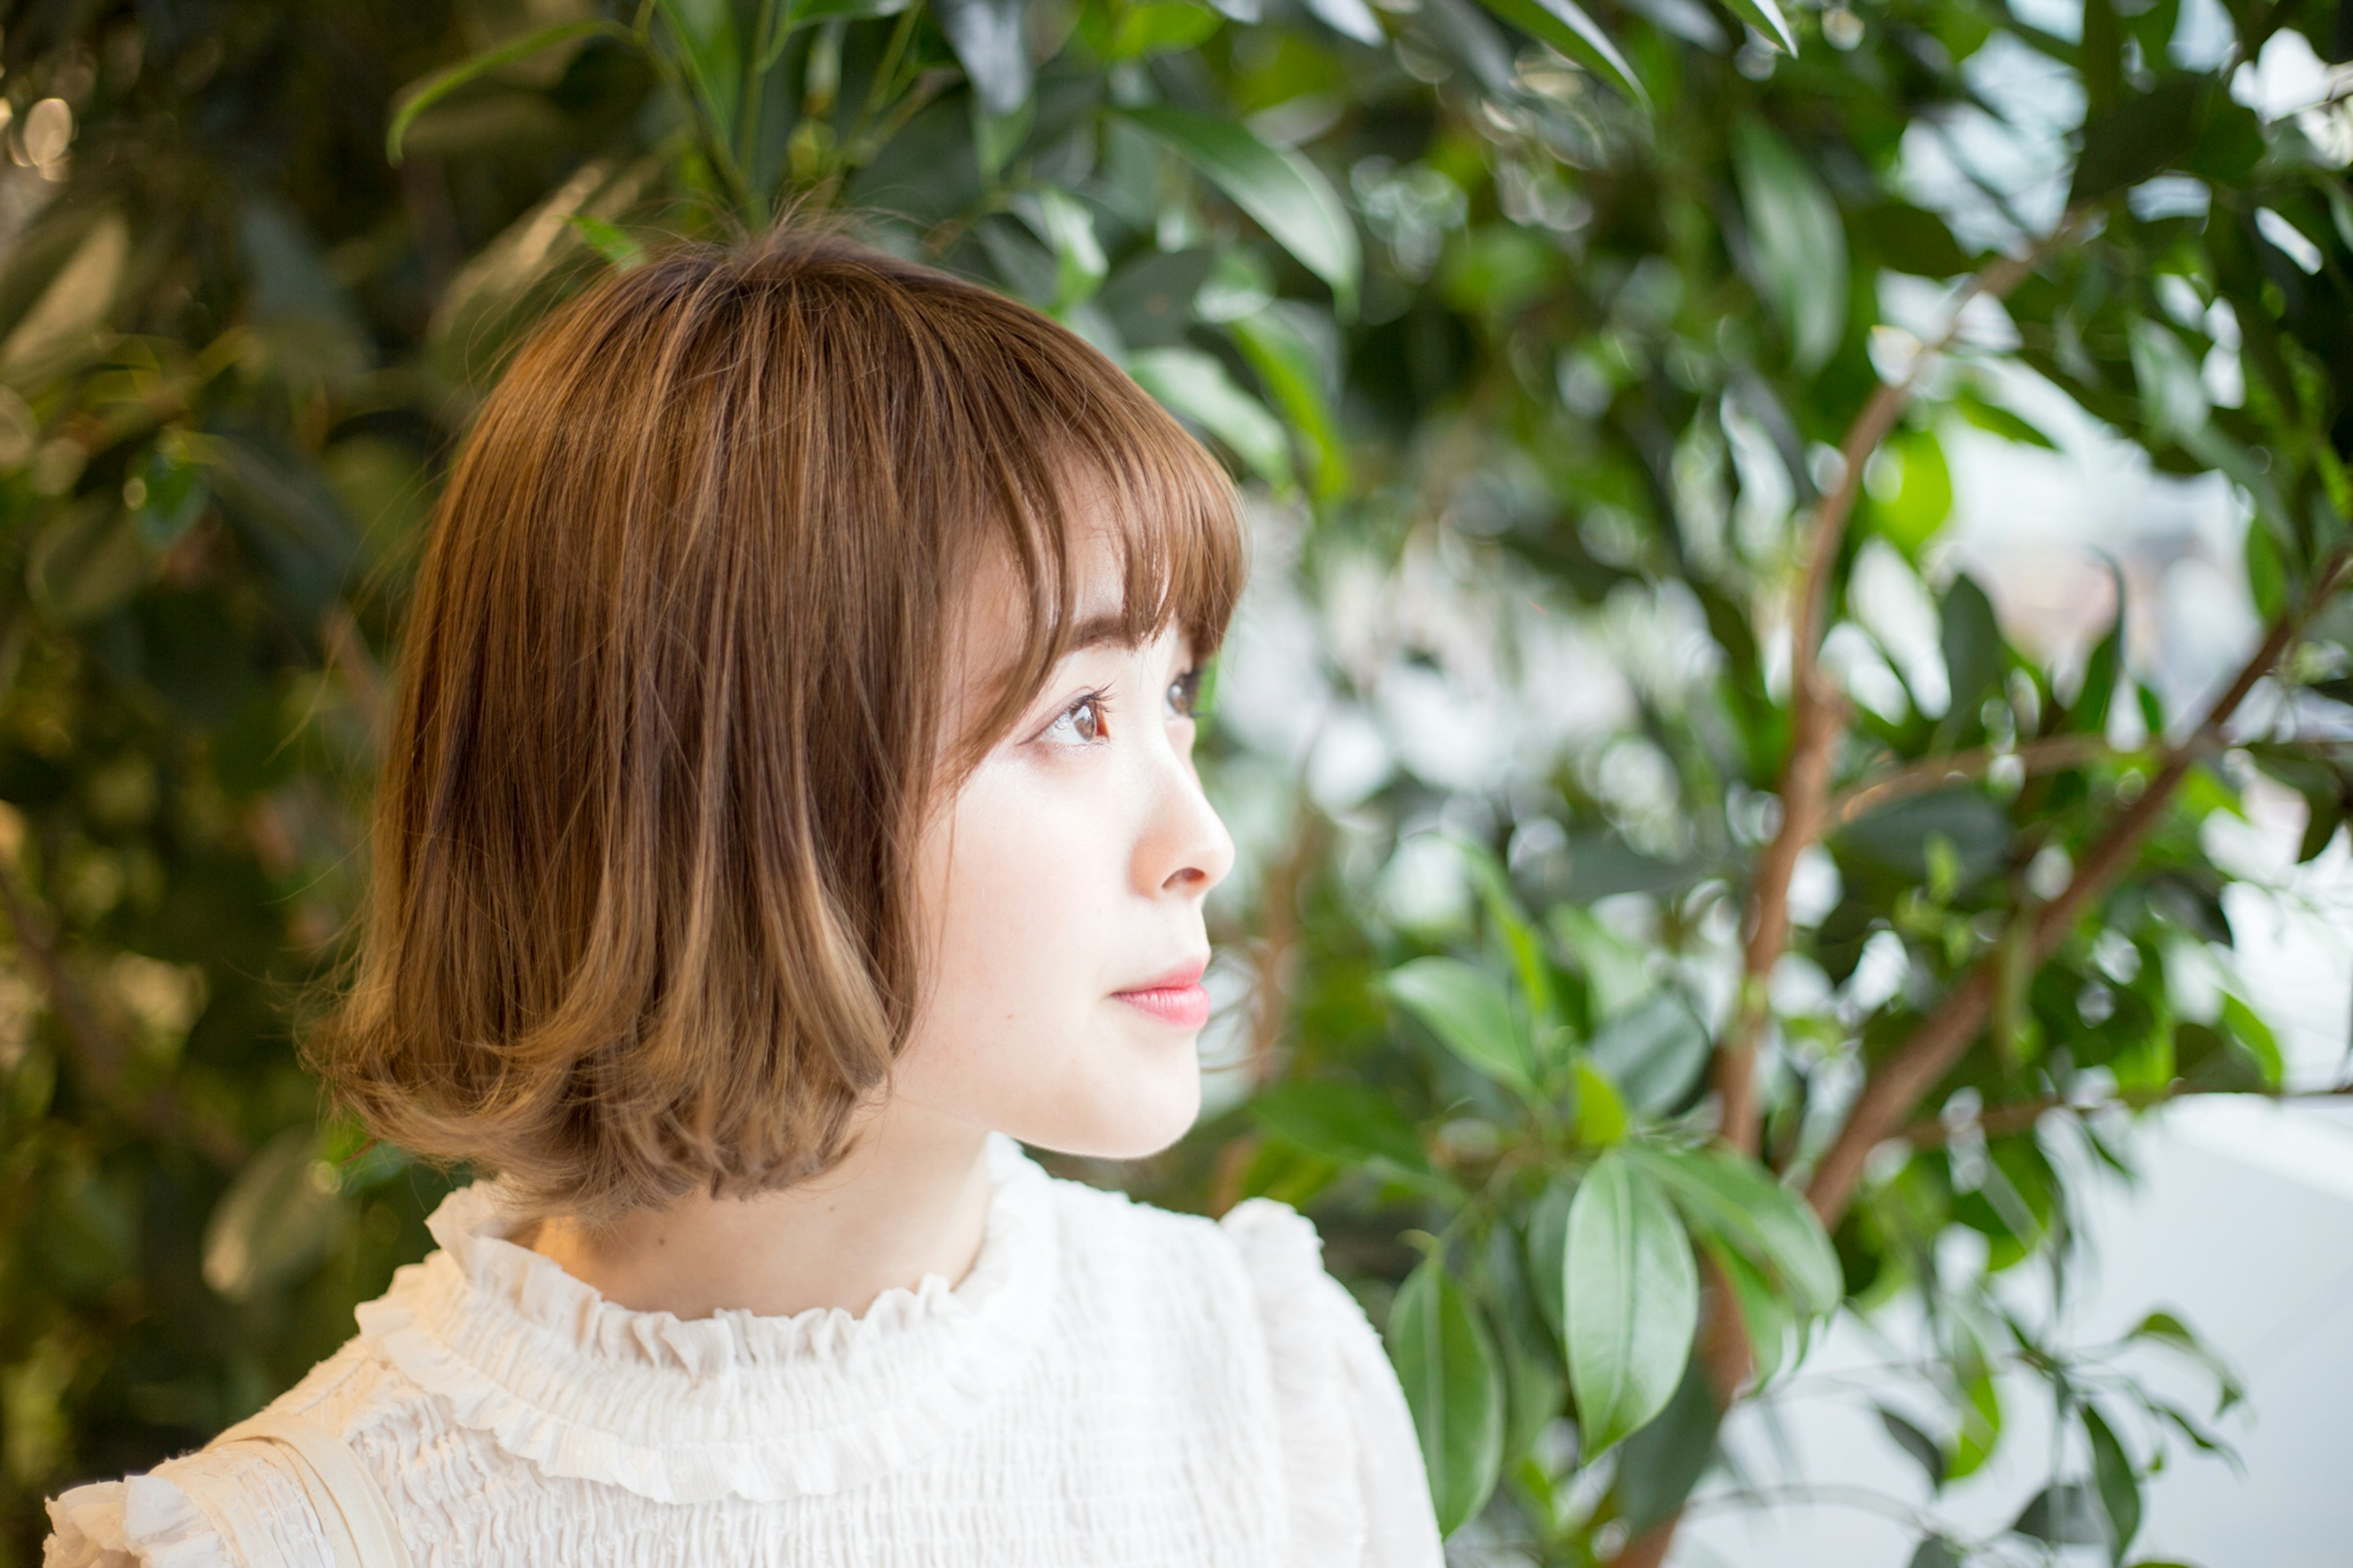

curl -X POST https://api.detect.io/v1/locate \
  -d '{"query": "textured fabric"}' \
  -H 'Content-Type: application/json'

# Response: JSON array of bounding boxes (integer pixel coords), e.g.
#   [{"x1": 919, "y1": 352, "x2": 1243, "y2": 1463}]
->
[{"x1": 44, "y1": 1131, "x2": 1446, "y2": 1568}]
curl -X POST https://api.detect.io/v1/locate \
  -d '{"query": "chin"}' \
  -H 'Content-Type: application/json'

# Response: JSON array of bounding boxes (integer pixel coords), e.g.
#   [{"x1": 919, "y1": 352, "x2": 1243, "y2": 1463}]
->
[{"x1": 1024, "y1": 1054, "x2": 1202, "y2": 1162}]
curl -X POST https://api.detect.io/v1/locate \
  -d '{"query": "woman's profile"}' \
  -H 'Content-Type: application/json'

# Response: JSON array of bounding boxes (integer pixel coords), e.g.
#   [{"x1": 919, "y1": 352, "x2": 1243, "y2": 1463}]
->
[{"x1": 40, "y1": 209, "x2": 1446, "y2": 1567}]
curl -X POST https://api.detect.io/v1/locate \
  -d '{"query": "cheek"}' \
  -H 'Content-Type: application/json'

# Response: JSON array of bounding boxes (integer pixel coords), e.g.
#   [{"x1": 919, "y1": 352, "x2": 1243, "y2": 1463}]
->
[
  {"x1": 917, "y1": 765, "x2": 1122, "y2": 1051},
  {"x1": 892, "y1": 757, "x2": 1204, "y2": 1156}
]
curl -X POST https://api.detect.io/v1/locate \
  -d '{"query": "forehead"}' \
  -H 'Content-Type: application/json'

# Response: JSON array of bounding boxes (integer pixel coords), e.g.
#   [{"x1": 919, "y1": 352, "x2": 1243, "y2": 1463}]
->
[
  {"x1": 930, "y1": 441, "x2": 1232, "y2": 783},
  {"x1": 952, "y1": 469, "x2": 1174, "y2": 665}
]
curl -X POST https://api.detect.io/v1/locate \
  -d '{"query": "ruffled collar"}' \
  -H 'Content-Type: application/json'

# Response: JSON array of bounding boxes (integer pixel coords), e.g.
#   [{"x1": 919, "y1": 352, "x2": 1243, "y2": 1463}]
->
[{"x1": 352, "y1": 1129, "x2": 1061, "y2": 1503}]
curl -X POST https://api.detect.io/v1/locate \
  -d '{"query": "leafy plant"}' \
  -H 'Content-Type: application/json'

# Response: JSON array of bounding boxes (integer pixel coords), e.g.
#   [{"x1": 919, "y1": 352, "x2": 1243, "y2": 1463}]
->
[{"x1": 2, "y1": 0, "x2": 2347, "y2": 1562}]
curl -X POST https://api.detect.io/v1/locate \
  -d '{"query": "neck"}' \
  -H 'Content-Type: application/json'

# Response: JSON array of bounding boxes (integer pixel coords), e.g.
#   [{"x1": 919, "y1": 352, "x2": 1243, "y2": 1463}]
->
[{"x1": 522, "y1": 1098, "x2": 997, "y2": 1321}]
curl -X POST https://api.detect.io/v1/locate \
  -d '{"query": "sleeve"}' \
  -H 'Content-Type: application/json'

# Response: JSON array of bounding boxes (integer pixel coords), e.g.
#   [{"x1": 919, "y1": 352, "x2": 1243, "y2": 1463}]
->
[
  {"x1": 1317, "y1": 1269, "x2": 1449, "y2": 1568},
  {"x1": 1217, "y1": 1196, "x2": 1448, "y2": 1568},
  {"x1": 42, "y1": 1443, "x2": 336, "y2": 1568}
]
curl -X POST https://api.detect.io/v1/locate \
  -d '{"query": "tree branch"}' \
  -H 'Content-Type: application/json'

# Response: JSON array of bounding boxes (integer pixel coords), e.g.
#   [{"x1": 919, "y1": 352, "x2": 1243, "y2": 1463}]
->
[
  {"x1": 1831, "y1": 733, "x2": 2121, "y2": 826},
  {"x1": 1715, "y1": 220, "x2": 2083, "y2": 1156},
  {"x1": 1805, "y1": 547, "x2": 2353, "y2": 1225},
  {"x1": 1612, "y1": 215, "x2": 2090, "y2": 1568},
  {"x1": 1904, "y1": 1077, "x2": 2353, "y2": 1146}
]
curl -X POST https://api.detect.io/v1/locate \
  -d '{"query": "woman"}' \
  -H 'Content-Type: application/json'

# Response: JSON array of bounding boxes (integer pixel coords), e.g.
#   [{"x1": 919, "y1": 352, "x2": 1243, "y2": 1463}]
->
[{"x1": 43, "y1": 210, "x2": 1445, "y2": 1567}]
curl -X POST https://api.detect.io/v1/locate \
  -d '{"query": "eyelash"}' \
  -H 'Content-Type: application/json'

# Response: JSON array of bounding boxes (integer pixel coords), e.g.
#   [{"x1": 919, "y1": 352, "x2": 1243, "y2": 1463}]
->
[{"x1": 1044, "y1": 665, "x2": 1206, "y2": 746}]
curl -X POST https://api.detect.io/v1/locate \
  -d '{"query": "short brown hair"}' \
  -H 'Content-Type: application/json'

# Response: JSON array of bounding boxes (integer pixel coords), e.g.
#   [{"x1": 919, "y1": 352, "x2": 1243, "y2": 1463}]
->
[{"x1": 305, "y1": 210, "x2": 1248, "y2": 1224}]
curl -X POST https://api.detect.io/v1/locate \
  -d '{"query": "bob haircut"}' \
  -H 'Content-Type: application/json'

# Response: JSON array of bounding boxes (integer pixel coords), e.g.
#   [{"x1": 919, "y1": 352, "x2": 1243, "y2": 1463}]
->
[{"x1": 305, "y1": 210, "x2": 1248, "y2": 1226}]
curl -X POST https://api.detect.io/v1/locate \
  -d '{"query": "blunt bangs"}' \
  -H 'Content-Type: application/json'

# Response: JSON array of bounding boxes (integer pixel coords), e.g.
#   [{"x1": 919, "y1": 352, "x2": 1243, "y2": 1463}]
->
[{"x1": 302, "y1": 208, "x2": 1250, "y2": 1225}]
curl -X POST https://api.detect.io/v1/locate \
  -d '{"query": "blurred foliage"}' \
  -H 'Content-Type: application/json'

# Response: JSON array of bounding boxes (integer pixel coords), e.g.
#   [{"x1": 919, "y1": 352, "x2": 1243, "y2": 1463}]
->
[{"x1": 3, "y1": 0, "x2": 2351, "y2": 1562}]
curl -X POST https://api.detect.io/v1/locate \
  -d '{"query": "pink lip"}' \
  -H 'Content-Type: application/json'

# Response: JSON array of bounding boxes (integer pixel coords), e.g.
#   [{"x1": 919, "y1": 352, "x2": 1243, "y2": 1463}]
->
[{"x1": 1113, "y1": 957, "x2": 1212, "y2": 1030}]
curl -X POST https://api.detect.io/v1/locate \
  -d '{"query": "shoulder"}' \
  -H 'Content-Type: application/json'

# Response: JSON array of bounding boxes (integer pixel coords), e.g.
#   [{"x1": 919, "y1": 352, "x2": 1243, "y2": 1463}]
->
[
  {"x1": 1030, "y1": 1169, "x2": 1382, "y2": 1377},
  {"x1": 41, "y1": 1337, "x2": 425, "y2": 1568},
  {"x1": 1027, "y1": 1165, "x2": 1349, "y2": 1349},
  {"x1": 1216, "y1": 1194, "x2": 1452, "y2": 1568},
  {"x1": 1037, "y1": 1168, "x2": 1447, "y2": 1568}
]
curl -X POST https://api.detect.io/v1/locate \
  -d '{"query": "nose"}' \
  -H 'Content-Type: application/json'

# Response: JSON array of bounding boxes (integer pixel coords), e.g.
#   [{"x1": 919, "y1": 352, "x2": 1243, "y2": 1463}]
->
[{"x1": 1137, "y1": 732, "x2": 1236, "y2": 901}]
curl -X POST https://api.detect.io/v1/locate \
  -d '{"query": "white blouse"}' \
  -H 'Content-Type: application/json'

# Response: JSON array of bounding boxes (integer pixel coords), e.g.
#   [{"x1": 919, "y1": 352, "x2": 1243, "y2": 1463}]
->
[{"x1": 43, "y1": 1130, "x2": 1447, "y2": 1568}]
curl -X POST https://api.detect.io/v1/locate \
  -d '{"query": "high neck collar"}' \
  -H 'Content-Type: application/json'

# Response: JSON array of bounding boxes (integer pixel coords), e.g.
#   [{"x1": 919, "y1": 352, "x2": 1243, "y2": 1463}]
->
[{"x1": 352, "y1": 1129, "x2": 1061, "y2": 1502}]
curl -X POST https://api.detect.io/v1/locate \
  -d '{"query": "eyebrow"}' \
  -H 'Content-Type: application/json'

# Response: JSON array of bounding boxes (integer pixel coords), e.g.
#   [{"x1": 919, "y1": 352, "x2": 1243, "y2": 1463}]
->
[{"x1": 1061, "y1": 612, "x2": 1142, "y2": 653}]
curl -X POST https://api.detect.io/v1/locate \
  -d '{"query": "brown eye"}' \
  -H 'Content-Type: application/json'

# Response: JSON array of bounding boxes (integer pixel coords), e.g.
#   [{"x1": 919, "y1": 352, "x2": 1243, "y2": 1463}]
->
[
  {"x1": 1167, "y1": 667, "x2": 1203, "y2": 719},
  {"x1": 1045, "y1": 691, "x2": 1108, "y2": 745}
]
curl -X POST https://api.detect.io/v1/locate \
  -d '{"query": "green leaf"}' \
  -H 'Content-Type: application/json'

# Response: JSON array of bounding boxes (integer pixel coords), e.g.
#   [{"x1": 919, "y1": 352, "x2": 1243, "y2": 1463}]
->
[
  {"x1": 207, "y1": 433, "x2": 362, "y2": 619},
  {"x1": 2014, "y1": 1482, "x2": 2109, "y2": 1546},
  {"x1": 1861, "y1": 202, "x2": 1974, "y2": 278},
  {"x1": 934, "y1": 0, "x2": 1033, "y2": 115},
  {"x1": 201, "y1": 1127, "x2": 353, "y2": 1301},
  {"x1": 1298, "y1": 0, "x2": 1387, "y2": 44},
  {"x1": 2295, "y1": 783, "x2": 2343, "y2": 863},
  {"x1": 1955, "y1": 390, "x2": 2059, "y2": 449},
  {"x1": 1563, "y1": 1149, "x2": 1698, "y2": 1455},
  {"x1": 972, "y1": 96, "x2": 1037, "y2": 183},
  {"x1": 1126, "y1": 346, "x2": 1295, "y2": 487},
  {"x1": 2081, "y1": 0, "x2": 2123, "y2": 114},
  {"x1": 1949, "y1": 1371, "x2": 2001, "y2": 1480},
  {"x1": 1100, "y1": 245, "x2": 1216, "y2": 348},
  {"x1": 2179, "y1": 90, "x2": 2263, "y2": 184},
  {"x1": 1879, "y1": 1404, "x2": 1947, "y2": 1490},
  {"x1": 2218, "y1": 994, "x2": 2283, "y2": 1086},
  {"x1": 1230, "y1": 305, "x2": 1348, "y2": 501},
  {"x1": 2069, "y1": 556, "x2": 2126, "y2": 735},
  {"x1": 1940, "y1": 572, "x2": 2005, "y2": 725},
  {"x1": 2086, "y1": 1401, "x2": 2142, "y2": 1562},
  {"x1": 1585, "y1": 992, "x2": 1710, "y2": 1117},
  {"x1": 1448, "y1": 833, "x2": 1557, "y2": 1032},
  {"x1": 385, "y1": 20, "x2": 636, "y2": 165},
  {"x1": 1907, "y1": 1540, "x2": 1964, "y2": 1568},
  {"x1": 1014, "y1": 188, "x2": 1108, "y2": 312},
  {"x1": 1613, "y1": 1356, "x2": 1721, "y2": 1534},
  {"x1": 1732, "y1": 118, "x2": 1847, "y2": 374},
  {"x1": 2071, "y1": 75, "x2": 2202, "y2": 204},
  {"x1": 1078, "y1": 0, "x2": 1226, "y2": 59},
  {"x1": 1249, "y1": 1077, "x2": 1431, "y2": 1175},
  {"x1": 1840, "y1": 786, "x2": 2012, "y2": 888},
  {"x1": 1622, "y1": 1142, "x2": 1841, "y2": 1318},
  {"x1": 27, "y1": 498, "x2": 146, "y2": 626},
  {"x1": 1386, "y1": 955, "x2": 1537, "y2": 1096},
  {"x1": 1469, "y1": 0, "x2": 1648, "y2": 110},
  {"x1": 567, "y1": 214, "x2": 646, "y2": 271},
  {"x1": 2173, "y1": 1021, "x2": 2268, "y2": 1093},
  {"x1": 1117, "y1": 105, "x2": 1362, "y2": 319},
  {"x1": 129, "y1": 439, "x2": 210, "y2": 553},
  {"x1": 1700, "y1": 1234, "x2": 1790, "y2": 1383},
  {"x1": 1573, "y1": 1059, "x2": 1629, "y2": 1145},
  {"x1": 1528, "y1": 1174, "x2": 1574, "y2": 1339},
  {"x1": 1387, "y1": 1256, "x2": 1506, "y2": 1535},
  {"x1": 1865, "y1": 426, "x2": 1952, "y2": 558},
  {"x1": 2129, "y1": 318, "x2": 2210, "y2": 443},
  {"x1": 2245, "y1": 513, "x2": 2287, "y2": 621},
  {"x1": 789, "y1": 0, "x2": 917, "y2": 23},
  {"x1": 1548, "y1": 903, "x2": 1656, "y2": 1016},
  {"x1": 1719, "y1": 0, "x2": 1796, "y2": 53},
  {"x1": 1483, "y1": 1222, "x2": 1569, "y2": 1467},
  {"x1": 656, "y1": 0, "x2": 744, "y2": 120}
]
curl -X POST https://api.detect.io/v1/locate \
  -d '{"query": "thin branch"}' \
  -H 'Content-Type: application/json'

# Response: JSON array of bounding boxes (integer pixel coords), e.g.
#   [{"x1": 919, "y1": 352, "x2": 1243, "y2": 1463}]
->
[
  {"x1": 1904, "y1": 1077, "x2": 2353, "y2": 1147},
  {"x1": 1806, "y1": 547, "x2": 2353, "y2": 1225},
  {"x1": 1716, "y1": 213, "x2": 2087, "y2": 1157},
  {"x1": 1832, "y1": 733, "x2": 2122, "y2": 825},
  {"x1": 1627, "y1": 218, "x2": 2093, "y2": 1568}
]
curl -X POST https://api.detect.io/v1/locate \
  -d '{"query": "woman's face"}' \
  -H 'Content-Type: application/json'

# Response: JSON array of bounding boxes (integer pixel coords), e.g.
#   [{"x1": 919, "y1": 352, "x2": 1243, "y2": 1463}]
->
[{"x1": 885, "y1": 517, "x2": 1238, "y2": 1161}]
